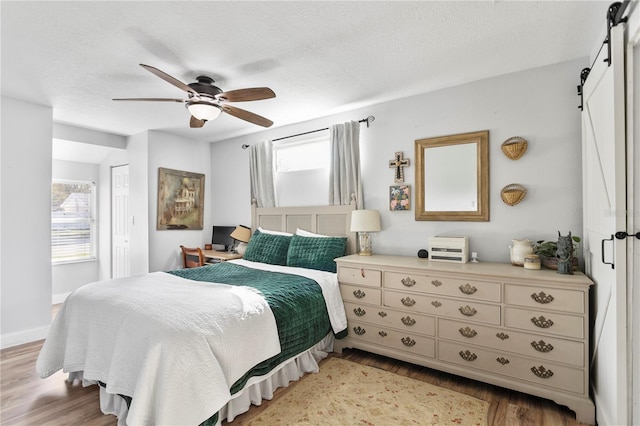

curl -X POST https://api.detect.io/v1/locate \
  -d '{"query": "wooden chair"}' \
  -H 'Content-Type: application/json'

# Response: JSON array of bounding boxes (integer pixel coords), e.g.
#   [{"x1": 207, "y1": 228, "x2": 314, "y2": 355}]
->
[{"x1": 180, "y1": 245, "x2": 205, "y2": 268}]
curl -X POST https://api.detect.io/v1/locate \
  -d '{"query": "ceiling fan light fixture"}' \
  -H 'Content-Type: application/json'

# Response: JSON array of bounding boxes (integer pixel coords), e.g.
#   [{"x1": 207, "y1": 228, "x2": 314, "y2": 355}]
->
[{"x1": 187, "y1": 102, "x2": 222, "y2": 121}]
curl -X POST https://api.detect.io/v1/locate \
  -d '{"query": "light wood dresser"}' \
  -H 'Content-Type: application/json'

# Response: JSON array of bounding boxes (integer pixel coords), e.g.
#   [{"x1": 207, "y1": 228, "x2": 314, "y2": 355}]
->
[{"x1": 334, "y1": 254, "x2": 595, "y2": 424}]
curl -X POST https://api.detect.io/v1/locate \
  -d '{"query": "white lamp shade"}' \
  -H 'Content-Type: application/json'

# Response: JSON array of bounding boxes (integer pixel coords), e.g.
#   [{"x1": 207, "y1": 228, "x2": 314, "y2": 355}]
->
[
  {"x1": 350, "y1": 210, "x2": 381, "y2": 232},
  {"x1": 187, "y1": 103, "x2": 222, "y2": 121}
]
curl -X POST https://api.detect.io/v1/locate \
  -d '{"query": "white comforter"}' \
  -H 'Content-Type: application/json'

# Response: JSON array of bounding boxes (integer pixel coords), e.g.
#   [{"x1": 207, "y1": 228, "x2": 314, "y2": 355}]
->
[{"x1": 36, "y1": 271, "x2": 281, "y2": 426}]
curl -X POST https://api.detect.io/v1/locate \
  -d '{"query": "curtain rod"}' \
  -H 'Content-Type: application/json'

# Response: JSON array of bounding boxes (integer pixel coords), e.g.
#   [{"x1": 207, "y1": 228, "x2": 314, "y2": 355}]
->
[{"x1": 241, "y1": 115, "x2": 375, "y2": 149}]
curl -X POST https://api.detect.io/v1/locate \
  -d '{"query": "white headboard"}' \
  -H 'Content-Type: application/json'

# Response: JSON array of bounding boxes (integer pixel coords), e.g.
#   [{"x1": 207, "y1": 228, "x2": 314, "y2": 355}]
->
[{"x1": 251, "y1": 200, "x2": 357, "y2": 255}]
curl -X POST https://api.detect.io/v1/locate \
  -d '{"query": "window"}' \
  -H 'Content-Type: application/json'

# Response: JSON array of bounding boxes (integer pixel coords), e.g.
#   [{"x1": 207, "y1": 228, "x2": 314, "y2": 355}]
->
[
  {"x1": 51, "y1": 180, "x2": 96, "y2": 263},
  {"x1": 275, "y1": 135, "x2": 330, "y2": 173},
  {"x1": 273, "y1": 132, "x2": 330, "y2": 206}
]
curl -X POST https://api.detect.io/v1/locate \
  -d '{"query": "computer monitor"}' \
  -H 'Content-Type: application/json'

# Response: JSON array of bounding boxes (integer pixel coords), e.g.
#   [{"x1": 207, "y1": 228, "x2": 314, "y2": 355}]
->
[{"x1": 211, "y1": 225, "x2": 236, "y2": 252}]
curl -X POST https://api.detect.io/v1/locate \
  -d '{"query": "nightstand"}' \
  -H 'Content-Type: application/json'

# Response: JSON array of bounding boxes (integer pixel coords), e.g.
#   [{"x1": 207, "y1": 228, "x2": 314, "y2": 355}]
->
[{"x1": 203, "y1": 250, "x2": 243, "y2": 263}]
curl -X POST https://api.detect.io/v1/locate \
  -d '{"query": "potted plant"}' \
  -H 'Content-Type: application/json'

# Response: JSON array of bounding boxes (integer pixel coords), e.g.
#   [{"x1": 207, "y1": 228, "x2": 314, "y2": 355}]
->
[{"x1": 533, "y1": 236, "x2": 581, "y2": 270}]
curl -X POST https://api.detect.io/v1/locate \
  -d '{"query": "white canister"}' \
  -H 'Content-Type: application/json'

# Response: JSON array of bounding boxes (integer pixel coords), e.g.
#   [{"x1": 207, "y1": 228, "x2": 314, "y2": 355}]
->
[{"x1": 510, "y1": 239, "x2": 534, "y2": 266}]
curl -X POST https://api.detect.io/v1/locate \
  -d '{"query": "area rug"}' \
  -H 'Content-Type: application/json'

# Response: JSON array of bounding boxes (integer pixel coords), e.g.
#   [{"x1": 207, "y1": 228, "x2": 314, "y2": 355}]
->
[{"x1": 244, "y1": 357, "x2": 488, "y2": 425}]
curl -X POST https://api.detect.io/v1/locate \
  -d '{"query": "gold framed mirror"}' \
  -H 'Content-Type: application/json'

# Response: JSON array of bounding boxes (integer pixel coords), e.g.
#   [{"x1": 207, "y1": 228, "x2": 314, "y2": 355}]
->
[{"x1": 415, "y1": 130, "x2": 489, "y2": 221}]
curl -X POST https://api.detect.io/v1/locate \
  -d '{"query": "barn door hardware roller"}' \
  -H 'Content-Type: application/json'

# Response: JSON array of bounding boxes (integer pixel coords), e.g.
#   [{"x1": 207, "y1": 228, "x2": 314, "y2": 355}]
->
[
  {"x1": 604, "y1": 1, "x2": 630, "y2": 66},
  {"x1": 614, "y1": 231, "x2": 640, "y2": 240}
]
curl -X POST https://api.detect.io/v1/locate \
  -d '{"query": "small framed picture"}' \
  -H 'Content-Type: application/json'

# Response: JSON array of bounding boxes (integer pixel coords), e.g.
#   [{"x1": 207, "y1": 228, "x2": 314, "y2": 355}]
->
[{"x1": 390, "y1": 185, "x2": 410, "y2": 211}]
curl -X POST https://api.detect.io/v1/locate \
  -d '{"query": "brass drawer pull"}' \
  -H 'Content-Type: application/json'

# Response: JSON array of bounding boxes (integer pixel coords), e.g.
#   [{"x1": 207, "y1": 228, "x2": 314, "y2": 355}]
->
[
  {"x1": 459, "y1": 305, "x2": 477, "y2": 317},
  {"x1": 378, "y1": 311, "x2": 388, "y2": 318},
  {"x1": 531, "y1": 366, "x2": 554, "y2": 379},
  {"x1": 496, "y1": 332, "x2": 510, "y2": 341},
  {"x1": 431, "y1": 300, "x2": 442, "y2": 308},
  {"x1": 401, "y1": 277, "x2": 416, "y2": 287},
  {"x1": 431, "y1": 279, "x2": 442, "y2": 287},
  {"x1": 401, "y1": 316, "x2": 416, "y2": 326},
  {"x1": 531, "y1": 291, "x2": 554, "y2": 304},
  {"x1": 353, "y1": 326, "x2": 366, "y2": 336},
  {"x1": 353, "y1": 289, "x2": 366, "y2": 299},
  {"x1": 360, "y1": 268, "x2": 365, "y2": 278},
  {"x1": 496, "y1": 357, "x2": 510, "y2": 365},
  {"x1": 459, "y1": 350, "x2": 477, "y2": 362},
  {"x1": 531, "y1": 316, "x2": 554, "y2": 328},
  {"x1": 353, "y1": 307, "x2": 366, "y2": 317},
  {"x1": 459, "y1": 283, "x2": 478, "y2": 295},
  {"x1": 459, "y1": 327, "x2": 477, "y2": 338},
  {"x1": 401, "y1": 297, "x2": 416, "y2": 307},
  {"x1": 531, "y1": 340, "x2": 554, "y2": 353},
  {"x1": 378, "y1": 331, "x2": 387, "y2": 337},
  {"x1": 401, "y1": 337, "x2": 416, "y2": 347}
]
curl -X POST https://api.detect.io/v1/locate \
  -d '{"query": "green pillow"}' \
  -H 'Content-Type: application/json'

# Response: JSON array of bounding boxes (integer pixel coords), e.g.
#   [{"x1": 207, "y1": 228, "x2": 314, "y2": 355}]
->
[
  {"x1": 243, "y1": 229, "x2": 291, "y2": 266},
  {"x1": 286, "y1": 234, "x2": 347, "y2": 273}
]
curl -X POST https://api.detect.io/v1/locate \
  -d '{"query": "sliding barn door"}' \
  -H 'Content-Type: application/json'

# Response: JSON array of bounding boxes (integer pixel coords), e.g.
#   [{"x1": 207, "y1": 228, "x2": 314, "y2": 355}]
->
[
  {"x1": 627, "y1": 9, "x2": 640, "y2": 424},
  {"x1": 581, "y1": 24, "x2": 628, "y2": 426}
]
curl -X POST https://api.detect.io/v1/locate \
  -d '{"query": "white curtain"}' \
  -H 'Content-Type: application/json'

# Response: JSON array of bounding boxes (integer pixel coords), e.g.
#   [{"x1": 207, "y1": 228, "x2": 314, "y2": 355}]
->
[
  {"x1": 329, "y1": 120, "x2": 362, "y2": 209},
  {"x1": 249, "y1": 140, "x2": 276, "y2": 207}
]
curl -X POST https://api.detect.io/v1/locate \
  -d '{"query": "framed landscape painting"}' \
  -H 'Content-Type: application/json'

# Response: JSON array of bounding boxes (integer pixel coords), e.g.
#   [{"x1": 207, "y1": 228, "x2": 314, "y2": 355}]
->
[{"x1": 157, "y1": 167, "x2": 205, "y2": 230}]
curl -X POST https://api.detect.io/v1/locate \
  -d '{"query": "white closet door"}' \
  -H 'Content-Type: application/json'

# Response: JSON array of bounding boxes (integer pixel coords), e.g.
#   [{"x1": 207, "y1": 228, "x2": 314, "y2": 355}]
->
[
  {"x1": 112, "y1": 164, "x2": 130, "y2": 278},
  {"x1": 582, "y1": 24, "x2": 628, "y2": 426}
]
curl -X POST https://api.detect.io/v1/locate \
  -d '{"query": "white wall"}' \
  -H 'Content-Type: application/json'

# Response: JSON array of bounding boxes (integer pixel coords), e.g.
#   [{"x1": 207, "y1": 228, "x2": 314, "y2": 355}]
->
[
  {"x1": 211, "y1": 58, "x2": 586, "y2": 263},
  {"x1": 1, "y1": 97, "x2": 53, "y2": 348},
  {"x1": 147, "y1": 131, "x2": 212, "y2": 272},
  {"x1": 51, "y1": 159, "x2": 100, "y2": 302}
]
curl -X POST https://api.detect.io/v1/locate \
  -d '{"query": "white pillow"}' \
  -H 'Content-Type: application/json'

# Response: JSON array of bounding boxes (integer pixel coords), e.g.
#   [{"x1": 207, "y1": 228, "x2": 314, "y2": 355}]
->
[
  {"x1": 258, "y1": 226, "x2": 293, "y2": 236},
  {"x1": 296, "y1": 228, "x2": 330, "y2": 238}
]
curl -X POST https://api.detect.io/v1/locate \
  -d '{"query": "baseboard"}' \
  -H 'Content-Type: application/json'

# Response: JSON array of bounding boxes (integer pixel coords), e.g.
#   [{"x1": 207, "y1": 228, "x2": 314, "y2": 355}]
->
[
  {"x1": 52, "y1": 291, "x2": 71, "y2": 305},
  {"x1": 1, "y1": 325, "x2": 49, "y2": 350}
]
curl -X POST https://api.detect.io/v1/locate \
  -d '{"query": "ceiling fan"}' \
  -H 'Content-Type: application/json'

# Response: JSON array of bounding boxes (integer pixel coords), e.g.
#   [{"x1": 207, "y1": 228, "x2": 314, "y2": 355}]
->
[{"x1": 113, "y1": 64, "x2": 275, "y2": 128}]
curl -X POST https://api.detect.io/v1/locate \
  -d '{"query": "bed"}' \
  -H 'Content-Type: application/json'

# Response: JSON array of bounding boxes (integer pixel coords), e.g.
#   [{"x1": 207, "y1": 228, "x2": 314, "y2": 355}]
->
[{"x1": 36, "y1": 201, "x2": 356, "y2": 425}]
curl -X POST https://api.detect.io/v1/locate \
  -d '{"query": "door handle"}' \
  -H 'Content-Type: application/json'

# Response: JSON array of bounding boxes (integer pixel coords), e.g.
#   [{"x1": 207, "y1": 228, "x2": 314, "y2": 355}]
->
[{"x1": 601, "y1": 235, "x2": 614, "y2": 269}]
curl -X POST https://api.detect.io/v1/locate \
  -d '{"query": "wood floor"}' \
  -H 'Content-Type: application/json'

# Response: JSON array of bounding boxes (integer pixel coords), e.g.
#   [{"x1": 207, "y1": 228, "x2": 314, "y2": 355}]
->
[{"x1": 1, "y1": 307, "x2": 587, "y2": 426}]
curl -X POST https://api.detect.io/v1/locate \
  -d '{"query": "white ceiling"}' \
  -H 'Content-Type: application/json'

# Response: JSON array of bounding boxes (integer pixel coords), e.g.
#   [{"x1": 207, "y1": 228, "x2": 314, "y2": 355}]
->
[{"x1": 2, "y1": 1, "x2": 608, "y2": 147}]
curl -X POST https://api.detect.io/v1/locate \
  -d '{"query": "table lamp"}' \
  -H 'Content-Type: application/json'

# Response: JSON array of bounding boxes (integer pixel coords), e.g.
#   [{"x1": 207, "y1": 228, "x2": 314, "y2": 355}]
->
[
  {"x1": 350, "y1": 210, "x2": 381, "y2": 256},
  {"x1": 230, "y1": 225, "x2": 251, "y2": 255}
]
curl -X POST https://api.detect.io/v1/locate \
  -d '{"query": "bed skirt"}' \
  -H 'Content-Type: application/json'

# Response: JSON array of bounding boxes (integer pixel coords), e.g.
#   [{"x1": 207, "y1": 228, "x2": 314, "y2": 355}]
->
[{"x1": 96, "y1": 333, "x2": 335, "y2": 425}]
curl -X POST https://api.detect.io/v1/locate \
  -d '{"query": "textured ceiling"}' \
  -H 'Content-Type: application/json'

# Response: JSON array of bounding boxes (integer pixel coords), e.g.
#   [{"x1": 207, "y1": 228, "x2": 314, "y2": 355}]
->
[{"x1": 1, "y1": 1, "x2": 608, "y2": 144}]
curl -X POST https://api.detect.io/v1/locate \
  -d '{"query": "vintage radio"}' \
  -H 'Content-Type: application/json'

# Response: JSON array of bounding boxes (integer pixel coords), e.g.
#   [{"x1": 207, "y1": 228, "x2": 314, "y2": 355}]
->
[{"x1": 428, "y1": 236, "x2": 469, "y2": 263}]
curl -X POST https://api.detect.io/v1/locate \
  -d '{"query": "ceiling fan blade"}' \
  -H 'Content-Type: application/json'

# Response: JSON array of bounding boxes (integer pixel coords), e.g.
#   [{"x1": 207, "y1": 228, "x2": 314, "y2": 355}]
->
[
  {"x1": 190, "y1": 116, "x2": 206, "y2": 128},
  {"x1": 139, "y1": 64, "x2": 198, "y2": 95},
  {"x1": 220, "y1": 104, "x2": 273, "y2": 128},
  {"x1": 113, "y1": 97, "x2": 186, "y2": 102},
  {"x1": 216, "y1": 87, "x2": 275, "y2": 102}
]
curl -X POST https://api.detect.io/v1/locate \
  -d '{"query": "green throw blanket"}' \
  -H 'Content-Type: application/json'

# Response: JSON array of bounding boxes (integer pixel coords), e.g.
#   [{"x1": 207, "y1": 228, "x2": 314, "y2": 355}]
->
[{"x1": 167, "y1": 262, "x2": 339, "y2": 425}]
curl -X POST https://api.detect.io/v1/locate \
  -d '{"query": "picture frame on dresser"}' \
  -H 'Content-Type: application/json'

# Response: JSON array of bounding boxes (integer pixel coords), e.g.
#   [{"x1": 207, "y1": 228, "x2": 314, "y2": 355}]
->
[{"x1": 334, "y1": 254, "x2": 595, "y2": 425}]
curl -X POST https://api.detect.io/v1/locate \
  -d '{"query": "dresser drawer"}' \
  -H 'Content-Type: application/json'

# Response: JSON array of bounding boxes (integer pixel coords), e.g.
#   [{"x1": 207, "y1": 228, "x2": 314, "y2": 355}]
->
[
  {"x1": 344, "y1": 302, "x2": 435, "y2": 336},
  {"x1": 505, "y1": 284, "x2": 584, "y2": 314},
  {"x1": 339, "y1": 266, "x2": 382, "y2": 287},
  {"x1": 438, "y1": 340, "x2": 585, "y2": 394},
  {"x1": 438, "y1": 319, "x2": 584, "y2": 367},
  {"x1": 385, "y1": 272, "x2": 501, "y2": 302},
  {"x1": 384, "y1": 290, "x2": 500, "y2": 325},
  {"x1": 348, "y1": 320, "x2": 435, "y2": 358},
  {"x1": 340, "y1": 284, "x2": 381, "y2": 305},
  {"x1": 504, "y1": 307, "x2": 584, "y2": 339}
]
